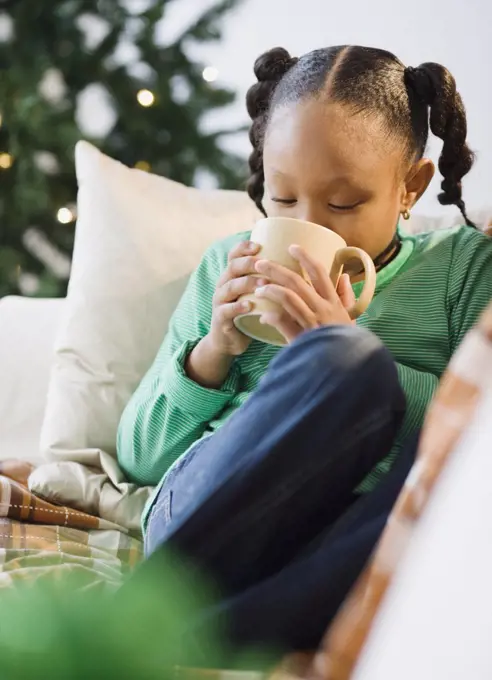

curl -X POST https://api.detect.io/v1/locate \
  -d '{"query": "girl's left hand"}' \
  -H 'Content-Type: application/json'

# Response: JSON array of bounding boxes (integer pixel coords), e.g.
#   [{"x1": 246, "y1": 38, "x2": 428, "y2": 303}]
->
[{"x1": 254, "y1": 244, "x2": 355, "y2": 344}]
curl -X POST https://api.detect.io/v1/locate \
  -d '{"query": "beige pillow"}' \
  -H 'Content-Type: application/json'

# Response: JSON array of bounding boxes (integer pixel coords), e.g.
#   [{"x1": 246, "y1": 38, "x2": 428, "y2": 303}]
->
[
  {"x1": 41, "y1": 141, "x2": 259, "y2": 462},
  {"x1": 34, "y1": 142, "x2": 259, "y2": 530}
]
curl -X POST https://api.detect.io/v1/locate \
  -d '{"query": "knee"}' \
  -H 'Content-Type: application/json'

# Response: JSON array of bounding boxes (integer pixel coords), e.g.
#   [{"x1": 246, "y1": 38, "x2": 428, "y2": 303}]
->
[{"x1": 278, "y1": 325, "x2": 398, "y2": 391}]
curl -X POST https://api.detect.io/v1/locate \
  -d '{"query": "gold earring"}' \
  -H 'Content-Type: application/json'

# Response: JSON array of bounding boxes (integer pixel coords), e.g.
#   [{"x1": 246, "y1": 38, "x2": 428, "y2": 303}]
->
[{"x1": 402, "y1": 209, "x2": 411, "y2": 221}]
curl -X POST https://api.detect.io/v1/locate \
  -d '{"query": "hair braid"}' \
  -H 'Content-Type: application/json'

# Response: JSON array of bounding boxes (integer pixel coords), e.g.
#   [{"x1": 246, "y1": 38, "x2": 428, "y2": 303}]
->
[
  {"x1": 246, "y1": 45, "x2": 475, "y2": 226},
  {"x1": 405, "y1": 64, "x2": 476, "y2": 227},
  {"x1": 246, "y1": 47, "x2": 298, "y2": 215}
]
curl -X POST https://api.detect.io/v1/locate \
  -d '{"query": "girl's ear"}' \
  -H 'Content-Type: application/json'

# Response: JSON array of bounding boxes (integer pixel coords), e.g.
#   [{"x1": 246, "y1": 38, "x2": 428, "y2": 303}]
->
[{"x1": 401, "y1": 158, "x2": 435, "y2": 212}]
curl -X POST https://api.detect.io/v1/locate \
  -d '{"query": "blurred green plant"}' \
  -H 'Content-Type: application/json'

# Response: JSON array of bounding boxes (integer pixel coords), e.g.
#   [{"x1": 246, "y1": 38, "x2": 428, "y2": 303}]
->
[
  {"x1": 0, "y1": 0, "x2": 246, "y2": 298},
  {"x1": 0, "y1": 548, "x2": 276, "y2": 678},
  {"x1": 0, "y1": 550, "x2": 217, "y2": 678}
]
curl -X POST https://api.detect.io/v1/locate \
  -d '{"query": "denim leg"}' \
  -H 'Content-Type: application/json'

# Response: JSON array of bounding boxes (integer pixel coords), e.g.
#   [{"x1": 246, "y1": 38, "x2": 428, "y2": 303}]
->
[
  {"x1": 145, "y1": 325, "x2": 406, "y2": 594},
  {"x1": 182, "y1": 431, "x2": 419, "y2": 662}
]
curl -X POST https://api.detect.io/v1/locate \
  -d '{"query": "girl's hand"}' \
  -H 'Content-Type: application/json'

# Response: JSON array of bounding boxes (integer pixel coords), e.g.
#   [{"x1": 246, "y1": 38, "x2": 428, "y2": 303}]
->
[
  {"x1": 206, "y1": 240, "x2": 266, "y2": 357},
  {"x1": 254, "y1": 244, "x2": 355, "y2": 344}
]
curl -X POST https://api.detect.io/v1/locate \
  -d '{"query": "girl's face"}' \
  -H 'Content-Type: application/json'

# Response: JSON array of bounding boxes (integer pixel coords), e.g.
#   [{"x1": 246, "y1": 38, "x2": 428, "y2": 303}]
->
[{"x1": 263, "y1": 99, "x2": 434, "y2": 259}]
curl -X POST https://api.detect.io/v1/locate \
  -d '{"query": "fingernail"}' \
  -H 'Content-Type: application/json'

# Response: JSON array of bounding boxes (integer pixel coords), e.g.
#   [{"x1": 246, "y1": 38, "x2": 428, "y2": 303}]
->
[
  {"x1": 241, "y1": 301, "x2": 252, "y2": 311},
  {"x1": 256, "y1": 278, "x2": 268, "y2": 287},
  {"x1": 256, "y1": 286, "x2": 266, "y2": 296},
  {"x1": 255, "y1": 260, "x2": 266, "y2": 272},
  {"x1": 248, "y1": 242, "x2": 259, "y2": 253}
]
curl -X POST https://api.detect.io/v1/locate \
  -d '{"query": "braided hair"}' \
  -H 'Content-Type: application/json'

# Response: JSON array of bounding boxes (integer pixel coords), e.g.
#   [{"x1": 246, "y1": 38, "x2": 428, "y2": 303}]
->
[
  {"x1": 246, "y1": 48, "x2": 299, "y2": 217},
  {"x1": 246, "y1": 45, "x2": 475, "y2": 227}
]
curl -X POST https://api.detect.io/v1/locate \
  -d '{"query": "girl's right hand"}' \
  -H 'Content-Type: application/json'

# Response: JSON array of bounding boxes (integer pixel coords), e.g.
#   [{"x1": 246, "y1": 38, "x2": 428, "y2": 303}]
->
[{"x1": 206, "y1": 240, "x2": 265, "y2": 357}]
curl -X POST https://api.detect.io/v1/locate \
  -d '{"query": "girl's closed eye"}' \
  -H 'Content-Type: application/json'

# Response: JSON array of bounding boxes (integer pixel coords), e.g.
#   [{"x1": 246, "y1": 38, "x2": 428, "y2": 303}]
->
[
  {"x1": 270, "y1": 198, "x2": 362, "y2": 211},
  {"x1": 328, "y1": 201, "x2": 361, "y2": 211},
  {"x1": 271, "y1": 197, "x2": 297, "y2": 205}
]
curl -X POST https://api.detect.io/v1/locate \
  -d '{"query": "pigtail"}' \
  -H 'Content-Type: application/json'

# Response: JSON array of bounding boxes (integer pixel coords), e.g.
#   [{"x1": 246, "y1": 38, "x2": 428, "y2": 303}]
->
[
  {"x1": 246, "y1": 47, "x2": 298, "y2": 215},
  {"x1": 405, "y1": 63, "x2": 476, "y2": 227}
]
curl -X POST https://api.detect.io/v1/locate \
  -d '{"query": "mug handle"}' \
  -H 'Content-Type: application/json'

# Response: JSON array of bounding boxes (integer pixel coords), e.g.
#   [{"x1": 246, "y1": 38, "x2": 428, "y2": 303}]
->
[{"x1": 330, "y1": 247, "x2": 376, "y2": 319}]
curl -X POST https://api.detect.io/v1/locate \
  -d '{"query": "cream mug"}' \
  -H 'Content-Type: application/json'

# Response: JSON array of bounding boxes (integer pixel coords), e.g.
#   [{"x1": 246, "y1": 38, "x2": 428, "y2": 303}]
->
[{"x1": 234, "y1": 217, "x2": 377, "y2": 346}]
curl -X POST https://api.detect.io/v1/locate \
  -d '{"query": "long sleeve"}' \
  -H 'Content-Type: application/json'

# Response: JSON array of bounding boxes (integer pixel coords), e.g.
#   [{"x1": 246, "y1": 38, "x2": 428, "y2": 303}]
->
[
  {"x1": 117, "y1": 234, "x2": 245, "y2": 486},
  {"x1": 396, "y1": 362, "x2": 439, "y2": 437},
  {"x1": 448, "y1": 228, "x2": 492, "y2": 353},
  {"x1": 389, "y1": 229, "x2": 492, "y2": 474},
  {"x1": 353, "y1": 226, "x2": 492, "y2": 495},
  {"x1": 357, "y1": 361, "x2": 439, "y2": 494},
  {"x1": 392, "y1": 229, "x2": 492, "y2": 467}
]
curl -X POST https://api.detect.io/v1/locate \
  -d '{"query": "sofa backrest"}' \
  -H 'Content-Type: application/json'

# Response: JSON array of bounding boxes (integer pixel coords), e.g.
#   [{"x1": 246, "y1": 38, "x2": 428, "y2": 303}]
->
[{"x1": 0, "y1": 296, "x2": 65, "y2": 463}]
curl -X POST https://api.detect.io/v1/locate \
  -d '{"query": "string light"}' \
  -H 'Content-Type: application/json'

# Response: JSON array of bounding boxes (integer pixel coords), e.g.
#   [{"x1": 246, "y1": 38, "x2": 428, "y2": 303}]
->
[
  {"x1": 57, "y1": 207, "x2": 75, "y2": 224},
  {"x1": 202, "y1": 66, "x2": 219, "y2": 83},
  {"x1": 0, "y1": 152, "x2": 13, "y2": 169},
  {"x1": 136, "y1": 89, "x2": 155, "y2": 107},
  {"x1": 134, "y1": 160, "x2": 151, "y2": 172}
]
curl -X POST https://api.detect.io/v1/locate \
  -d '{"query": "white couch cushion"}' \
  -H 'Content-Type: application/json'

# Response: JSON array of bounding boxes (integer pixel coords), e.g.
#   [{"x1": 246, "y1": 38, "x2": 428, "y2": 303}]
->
[
  {"x1": 0, "y1": 297, "x2": 64, "y2": 463},
  {"x1": 407, "y1": 208, "x2": 492, "y2": 235},
  {"x1": 40, "y1": 141, "x2": 260, "y2": 465}
]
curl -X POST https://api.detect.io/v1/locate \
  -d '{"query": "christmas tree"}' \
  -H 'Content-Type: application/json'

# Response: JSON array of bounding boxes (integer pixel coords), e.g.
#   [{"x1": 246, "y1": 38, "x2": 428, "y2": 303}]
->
[{"x1": 0, "y1": 0, "x2": 245, "y2": 298}]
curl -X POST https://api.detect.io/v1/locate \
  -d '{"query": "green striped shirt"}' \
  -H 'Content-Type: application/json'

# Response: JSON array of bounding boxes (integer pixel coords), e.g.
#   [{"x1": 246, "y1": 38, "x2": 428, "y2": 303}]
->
[{"x1": 117, "y1": 225, "x2": 492, "y2": 512}]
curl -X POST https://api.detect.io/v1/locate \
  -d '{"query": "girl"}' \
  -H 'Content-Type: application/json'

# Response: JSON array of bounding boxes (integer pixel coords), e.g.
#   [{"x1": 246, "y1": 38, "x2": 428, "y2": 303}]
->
[{"x1": 118, "y1": 46, "x2": 492, "y2": 656}]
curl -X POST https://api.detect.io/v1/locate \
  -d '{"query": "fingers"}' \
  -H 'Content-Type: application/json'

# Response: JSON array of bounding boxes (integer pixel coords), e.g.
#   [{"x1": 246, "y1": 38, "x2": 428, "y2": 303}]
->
[
  {"x1": 218, "y1": 240, "x2": 261, "y2": 287},
  {"x1": 288, "y1": 244, "x2": 337, "y2": 301},
  {"x1": 256, "y1": 284, "x2": 317, "y2": 329},
  {"x1": 216, "y1": 275, "x2": 267, "y2": 304},
  {"x1": 215, "y1": 299, "x2": 252, "y2": 328},
  {"x1": 228, "y1": 255, "x2": 261, "y2": 280},
  {"x1": 336, "y1": 273, "x2": 356, "y2": 310},
  {"x1": 227, "y1": 240, "x2": 260, "y2": 263},
  {"x1": 255, "y1": 259, "x2": 318, "y2": 306},
  {"x1": 218, "y1": 254, "x2": 260, "y2": 288}
]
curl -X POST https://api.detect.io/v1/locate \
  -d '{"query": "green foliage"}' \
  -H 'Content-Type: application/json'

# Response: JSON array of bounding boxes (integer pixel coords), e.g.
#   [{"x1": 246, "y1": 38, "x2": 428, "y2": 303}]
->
[
  {"x1": 0, "y1": 549, "x2": 277, "y2": 678},
  {"x1": 0, "y1": 0, "x2": 246, "y2": 298},
  {"x1": 0, "y1": 551, "x2": 218, "y2": 679}
]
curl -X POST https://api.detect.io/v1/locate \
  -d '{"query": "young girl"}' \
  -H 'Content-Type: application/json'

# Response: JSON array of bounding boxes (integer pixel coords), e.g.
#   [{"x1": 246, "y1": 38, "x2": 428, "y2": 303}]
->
[{"x1": 118, "y1": 46, "x2": 492, "y2": 656}]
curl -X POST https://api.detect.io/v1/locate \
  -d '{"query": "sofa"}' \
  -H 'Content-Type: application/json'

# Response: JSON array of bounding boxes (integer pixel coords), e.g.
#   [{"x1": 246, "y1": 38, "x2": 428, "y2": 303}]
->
[{"x1": 1, "y1": 140, "x2": 492, "y2": 677}]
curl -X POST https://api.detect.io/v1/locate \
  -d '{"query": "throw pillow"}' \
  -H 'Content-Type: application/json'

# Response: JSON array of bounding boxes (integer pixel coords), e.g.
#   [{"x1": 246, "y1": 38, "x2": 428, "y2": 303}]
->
[{"x1": 40, "y1": 141, "x2": 259, "y2": 464}]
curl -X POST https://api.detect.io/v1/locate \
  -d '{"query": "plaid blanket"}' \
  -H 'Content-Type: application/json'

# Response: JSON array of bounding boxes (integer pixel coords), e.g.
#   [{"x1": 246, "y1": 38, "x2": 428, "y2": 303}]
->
[{"x1": 0, "y1": 459, "x2": 142, "y2": 590}]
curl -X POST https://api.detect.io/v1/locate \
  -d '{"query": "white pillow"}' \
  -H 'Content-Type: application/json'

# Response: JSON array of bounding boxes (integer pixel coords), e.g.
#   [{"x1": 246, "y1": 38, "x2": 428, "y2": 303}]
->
[{"x1": 40, "y1": 141, "x2": 260, "y2": 464}]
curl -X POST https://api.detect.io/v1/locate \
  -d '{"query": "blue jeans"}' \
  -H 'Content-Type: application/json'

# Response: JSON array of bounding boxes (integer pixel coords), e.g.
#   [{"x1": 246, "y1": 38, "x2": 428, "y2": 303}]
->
[{"x1": 143, "y1": 326, "x2": 410, "y2": 658}]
